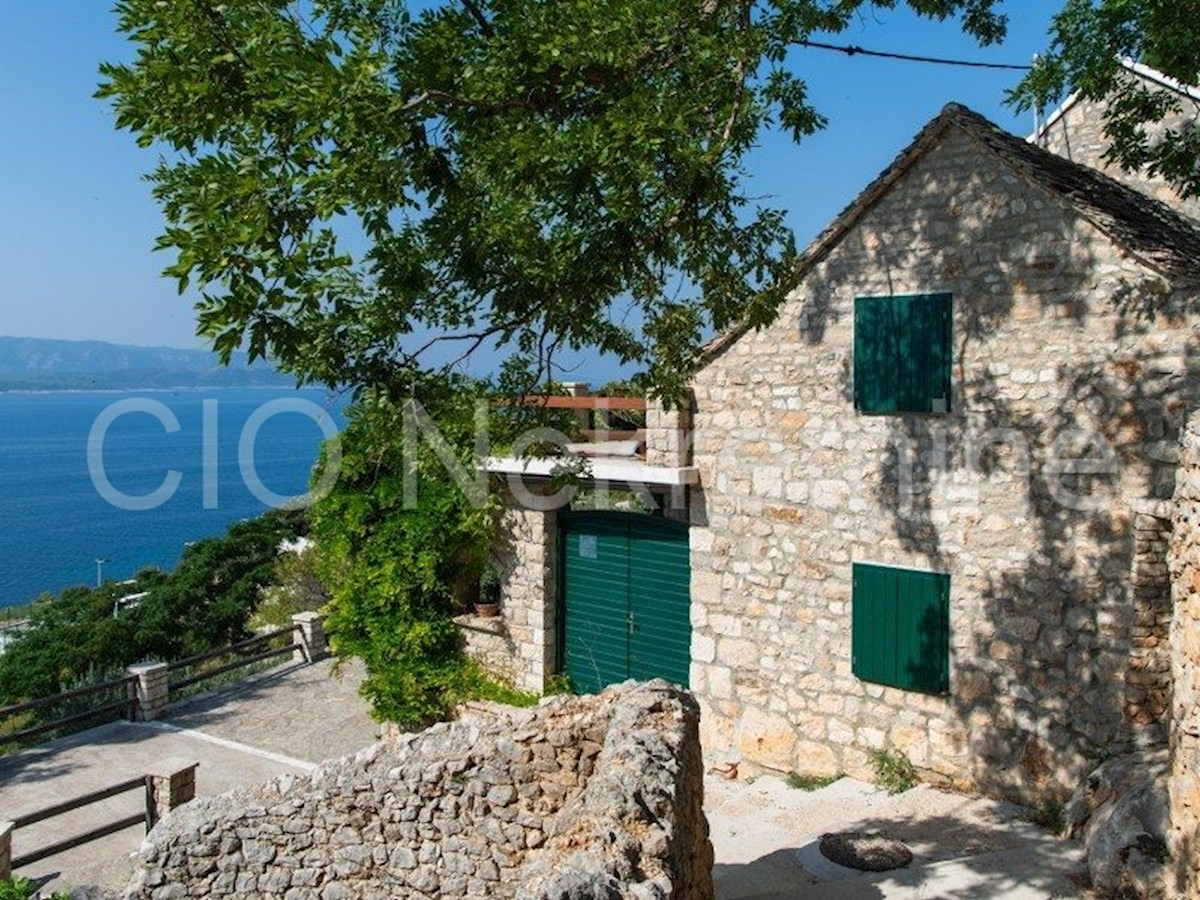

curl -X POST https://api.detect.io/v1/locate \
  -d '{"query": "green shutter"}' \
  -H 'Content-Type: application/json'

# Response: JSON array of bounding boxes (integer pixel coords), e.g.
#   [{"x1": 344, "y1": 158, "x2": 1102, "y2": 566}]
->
[
  {"x1": 854, "y1": 297, "x2": 898, "y2": 413},
  {"x1": 897, "y1": 293, "x2": 953, "y2": 413},
  {"x1": 893, "y1": 567, "x2": 951, "y2": 695},
  {"x1": 856, "y1": 293, "x2": 952, "y2": 415},
  {"x1": 852, "y1": 564, "x2": 896, "y2": 684},
  {"x1": 853, "y1": 563, "x2": 949, "y2": 695}
]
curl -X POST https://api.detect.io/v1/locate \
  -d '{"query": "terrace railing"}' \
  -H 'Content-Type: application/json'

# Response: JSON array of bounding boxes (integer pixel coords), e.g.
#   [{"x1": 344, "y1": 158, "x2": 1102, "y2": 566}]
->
[
  {"x1": 0, "y1": 613, "x2": 328, "y2": 754},
  {"x1": 0, "y1": 675, "x2": 137, "y2": 748},
  {"x1": 0, "y1": 761, "x2": 197, "y2": 878},
  {"x1": 165, "y1": 624, "x2": 300, "y2": 701}
]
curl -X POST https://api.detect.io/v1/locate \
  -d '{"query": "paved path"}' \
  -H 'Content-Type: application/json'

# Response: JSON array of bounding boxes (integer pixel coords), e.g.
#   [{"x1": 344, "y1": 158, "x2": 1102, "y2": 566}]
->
[
  {"x1": 0, "y1": 658, "x2": 377, "y2": 896},
  {"x1": 708, "y1": 774, "x2": 1087, "y2": 899}
]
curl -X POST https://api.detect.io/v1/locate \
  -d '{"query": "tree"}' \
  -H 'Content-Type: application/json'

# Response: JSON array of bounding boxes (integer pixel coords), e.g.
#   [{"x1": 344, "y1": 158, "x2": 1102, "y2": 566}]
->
[
  {"x1": 98, "y1": 0, "x2": 1006, "y2": 403},
  {"x1": 1011, "y1": 0, "x2": 1200, "y2": 200}
]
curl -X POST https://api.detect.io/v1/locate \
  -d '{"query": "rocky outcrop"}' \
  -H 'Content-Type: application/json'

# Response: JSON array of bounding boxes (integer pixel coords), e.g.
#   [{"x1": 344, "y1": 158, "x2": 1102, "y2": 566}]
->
[
  {"x1": 123, "y1": 681, "x2": 713, "y2": 900},
  {"x1": 1064, "y1": 751, "x2": 1170, "y2": 898}
]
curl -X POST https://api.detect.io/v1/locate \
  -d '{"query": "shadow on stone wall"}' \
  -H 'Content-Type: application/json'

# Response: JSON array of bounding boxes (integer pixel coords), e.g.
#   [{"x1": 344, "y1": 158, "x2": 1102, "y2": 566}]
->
[{"x1": 790, "y1": 125, "x2": 1200, "y2": 800}]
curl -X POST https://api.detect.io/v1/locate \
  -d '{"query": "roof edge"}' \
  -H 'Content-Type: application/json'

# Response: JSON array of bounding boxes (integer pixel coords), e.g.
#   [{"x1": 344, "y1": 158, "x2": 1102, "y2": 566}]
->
[
  {"x1": 698, "y1": 104, "x2": 963, "y2": 367},
  {"x1": 1030, "y1": 57, "x2": 1200, "y2": 144}
]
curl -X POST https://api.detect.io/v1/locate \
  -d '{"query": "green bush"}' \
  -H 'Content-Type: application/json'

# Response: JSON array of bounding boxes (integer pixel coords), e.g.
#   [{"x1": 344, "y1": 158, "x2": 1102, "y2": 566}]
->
[
  {"x1": 478, "y1": 564, "x2": 502, "y2": 608},
  {"x1": 313, "y1": 374, "x2": 588, "y2": 728},
  {"x1": 250, "y1": 546, "x2": 329, "y2": 630},
  {"x1": 314, "y1": 382, "x2": 500, "y2": 728},
  {"x1": 867, "y1": 747, "x2": 919, "y2": 794},
  {"x1": 785, "y1": 771, "x2": 844, "y2": 791},
  {"x1": 1021, "y1": 801, "x2": 1066, "y2": 834},
  {"x1": 0, "y1": 876, "x2": 69, "y2": 900}
]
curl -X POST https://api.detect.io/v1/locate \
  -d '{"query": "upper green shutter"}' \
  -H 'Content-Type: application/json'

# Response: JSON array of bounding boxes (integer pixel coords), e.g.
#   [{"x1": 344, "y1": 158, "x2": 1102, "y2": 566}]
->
[
  {"x1": 856, "y1": 293, "x2": 952, "y2": 414},
  {"x1": 854, "y1": 297, "x2": 898, "y2": 413},
  {"x1": 852, "y1": 563, "x2": 950, "y2": 695}
]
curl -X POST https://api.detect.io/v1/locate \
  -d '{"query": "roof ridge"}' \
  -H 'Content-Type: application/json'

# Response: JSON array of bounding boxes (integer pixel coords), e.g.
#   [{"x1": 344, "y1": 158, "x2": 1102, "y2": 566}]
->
[{"x1": 699, "y1": 102, "x2": 1200, "y2": 367}]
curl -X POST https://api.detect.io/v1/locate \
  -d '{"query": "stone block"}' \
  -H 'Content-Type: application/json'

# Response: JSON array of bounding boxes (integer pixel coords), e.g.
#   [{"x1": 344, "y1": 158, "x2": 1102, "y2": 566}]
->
[
  {"x1": 292, "y1": 612, "x2": 329, "y2": 663},
  {"x1": 738, "y1": 707, "x2": 796, "y2": 772},
  {"x1": 148, "y1": 759, "x2": 199, "y2": 827}
]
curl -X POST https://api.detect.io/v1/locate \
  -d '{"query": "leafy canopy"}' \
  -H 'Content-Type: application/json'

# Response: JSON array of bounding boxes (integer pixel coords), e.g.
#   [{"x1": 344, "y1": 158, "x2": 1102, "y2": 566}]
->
[
  {"x1": 1011, "y1": 0, "x2": 1200, "y2": 200},
  {"x1": 99, "y1": 0, "x2": 1006, "y2": 401}
]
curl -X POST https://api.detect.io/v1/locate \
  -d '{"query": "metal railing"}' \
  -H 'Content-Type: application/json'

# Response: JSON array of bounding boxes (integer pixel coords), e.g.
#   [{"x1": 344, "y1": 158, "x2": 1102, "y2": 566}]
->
[
  {"x1": 166, "y1": 625, "x2": 299, "y2": 698},
  {"x1": 9, "y1": 775, "x2": 151, "y2": 870},
  {"x1": 0, "y1": 676, "x2": 137, "y2": 747}
]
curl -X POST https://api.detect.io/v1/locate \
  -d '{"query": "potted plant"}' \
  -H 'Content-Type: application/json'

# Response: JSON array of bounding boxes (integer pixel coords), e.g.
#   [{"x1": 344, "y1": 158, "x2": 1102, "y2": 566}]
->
[{"x1": 475, "y1": 564, "x2": 502, "y2": 618}]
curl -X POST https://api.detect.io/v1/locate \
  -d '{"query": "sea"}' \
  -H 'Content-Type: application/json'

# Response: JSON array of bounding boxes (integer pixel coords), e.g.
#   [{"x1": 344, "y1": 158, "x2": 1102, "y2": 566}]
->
[{"x1": 0, "y1": 387, "x2": 347, "y2": 609}]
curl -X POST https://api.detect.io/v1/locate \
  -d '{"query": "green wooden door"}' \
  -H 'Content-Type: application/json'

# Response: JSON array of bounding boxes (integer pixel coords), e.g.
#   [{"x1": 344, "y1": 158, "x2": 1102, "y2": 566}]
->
[{"x1": 559, "y1": 511, "x2": 691, "y2": 694}]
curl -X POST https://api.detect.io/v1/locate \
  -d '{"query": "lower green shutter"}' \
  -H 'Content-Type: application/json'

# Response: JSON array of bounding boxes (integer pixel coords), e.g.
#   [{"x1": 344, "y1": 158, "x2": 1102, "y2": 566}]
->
[
  {"x1": 853, "y1": 563, "x2": 949, "y2": 695},
  {"x1": 894, "y1": 567, "x2": 950, "y2": 695}
]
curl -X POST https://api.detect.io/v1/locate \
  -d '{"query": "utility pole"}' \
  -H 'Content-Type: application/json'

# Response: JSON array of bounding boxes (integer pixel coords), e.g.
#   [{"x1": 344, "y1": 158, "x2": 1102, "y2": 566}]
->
[{"x1": 95, "y1": 557, "x2": 111, "y2": 588}]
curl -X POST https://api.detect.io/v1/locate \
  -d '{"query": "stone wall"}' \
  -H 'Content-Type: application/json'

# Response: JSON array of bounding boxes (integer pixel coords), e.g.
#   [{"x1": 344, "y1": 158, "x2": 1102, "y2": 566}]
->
[
  {"x1": 489, "y1": 487, "x2": 558, "y2": 694},
  {"x1": 1036, "y1": 71, "x2": 1200, "y2": 222},
  {"x1": 455, "y1": 613, "x2": 523, "y2": 687},
  {"x1": 690, "y1": 121, "x2": 1198, "y2": 801},
  {"x1": 1168, "y1": 411, "x2": 1200, "y2": 898},
  {"x1": 1127, "y1": 511, "x2": 1174, "y2": 737},
  {"x1": 124, "y1": 681, "x2": 713, "y2": 900}
]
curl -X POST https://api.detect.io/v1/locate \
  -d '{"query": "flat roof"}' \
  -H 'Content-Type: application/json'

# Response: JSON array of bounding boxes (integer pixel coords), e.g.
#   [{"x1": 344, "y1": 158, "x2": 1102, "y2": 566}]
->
[{"x1": 482, "y1": 455, "x2": 699, "y2": 487}]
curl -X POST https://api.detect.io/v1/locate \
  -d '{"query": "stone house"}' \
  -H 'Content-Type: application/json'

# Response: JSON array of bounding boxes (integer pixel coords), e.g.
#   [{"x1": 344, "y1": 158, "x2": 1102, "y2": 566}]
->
[
  {"x1": 1032, "y1": 58, "x2": 1200, "y2": 223},
  {"x1": 478, "y1": 81, "x2": 1200, "y2": 805}
]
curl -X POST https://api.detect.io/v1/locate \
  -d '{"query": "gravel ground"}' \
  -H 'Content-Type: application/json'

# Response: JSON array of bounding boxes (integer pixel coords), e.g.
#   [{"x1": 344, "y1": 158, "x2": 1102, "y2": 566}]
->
[{"x1": 707, "y1": 773, "x2": 1089, "y2": 899}]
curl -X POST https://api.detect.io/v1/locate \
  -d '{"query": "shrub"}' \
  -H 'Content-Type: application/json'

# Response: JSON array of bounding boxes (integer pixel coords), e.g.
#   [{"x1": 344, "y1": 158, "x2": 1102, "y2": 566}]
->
[
  {"x1": 785, "y1": 771, "x2": 844, "y2": 791},
  {"x1": 0, "y1": 876, "x2": 70, "y2": 900},
  {"x1": 868, "y1": 747, "x2": 918, "y2": 794},
  {"x1": 1021, "y1": 801, "x2": 1066, "y2": 834}
]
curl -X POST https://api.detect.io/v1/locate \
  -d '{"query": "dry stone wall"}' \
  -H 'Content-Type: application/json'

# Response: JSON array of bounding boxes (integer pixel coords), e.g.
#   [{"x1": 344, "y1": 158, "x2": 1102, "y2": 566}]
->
[
  {"x1": 1168, "y1": 411, "x2": 1200, "y2": 898},
  {"x1": 690, "y1": 121, "x2": 1198, "y2": 801},
  {"x1": 123, "y1": 681, "x2": 713, "y2": 900}
]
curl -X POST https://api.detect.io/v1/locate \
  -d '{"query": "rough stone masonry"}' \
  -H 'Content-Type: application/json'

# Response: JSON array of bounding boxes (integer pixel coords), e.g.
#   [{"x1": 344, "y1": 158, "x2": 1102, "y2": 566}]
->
[{"x1": 123, "y1": 681, "x2": 714, "y2": 900}]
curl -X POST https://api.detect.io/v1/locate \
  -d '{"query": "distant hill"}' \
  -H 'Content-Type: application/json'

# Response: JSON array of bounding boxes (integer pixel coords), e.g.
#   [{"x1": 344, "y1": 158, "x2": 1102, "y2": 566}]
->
[{"x1": 0, "y1": 337, "x2": 294, "y2": 391}]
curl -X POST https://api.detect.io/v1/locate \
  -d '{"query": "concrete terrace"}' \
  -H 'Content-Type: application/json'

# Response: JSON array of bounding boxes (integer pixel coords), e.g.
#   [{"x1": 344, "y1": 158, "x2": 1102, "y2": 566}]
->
[{"x1": 0, "y1": 658, "x2": 378, "y2": 896}]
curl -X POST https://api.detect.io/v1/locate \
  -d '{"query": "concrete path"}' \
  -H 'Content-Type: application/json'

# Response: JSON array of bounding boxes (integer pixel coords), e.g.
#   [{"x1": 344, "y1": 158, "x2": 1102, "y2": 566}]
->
[
  {"x1": 708, "y1": 774, "x2": 1087, "y2": 899},
  {"x1": 0, "y1": 658, "x2": 377, "y2": 896},
  {"x1": 162, "y1": 657, "x2": 378, "y2": 764}
]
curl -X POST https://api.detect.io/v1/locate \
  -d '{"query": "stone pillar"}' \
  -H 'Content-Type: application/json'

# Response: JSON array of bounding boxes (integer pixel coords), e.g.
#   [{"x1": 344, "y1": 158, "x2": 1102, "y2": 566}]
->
[
  {"x1": 1125, "y1": 508, "x2": 1173, "y2": 739},
  {"x1": 146, "y1": 759, "x2": 198, "y2": 828},
  {"x1": 127, "y1": 662, "x2": 169, "y2": 722},
  {"x1": 0, "y1": 820, "x2": 12, "y2": 880},
  {"x1": 644, "y1": 397, "x2": 693, "y2": 469},
  {"x1": 494, "y1": 487, "x2": 559, "y2": 695},
  {"x1": 292, "y1": 612, "x2": 328, "y2": 663}
]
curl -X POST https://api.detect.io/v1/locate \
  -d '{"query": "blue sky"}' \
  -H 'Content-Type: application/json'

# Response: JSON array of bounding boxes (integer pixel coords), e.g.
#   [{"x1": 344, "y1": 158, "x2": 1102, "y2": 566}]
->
[{"x1": 0, "y1": 2, "x2": 1060, "y2": 374}]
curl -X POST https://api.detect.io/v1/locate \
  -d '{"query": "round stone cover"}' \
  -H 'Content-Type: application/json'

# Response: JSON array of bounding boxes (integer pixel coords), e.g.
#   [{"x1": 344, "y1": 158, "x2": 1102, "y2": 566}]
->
[{"x1": 818, "y1": 832, "x2": 914, "y2": 872}]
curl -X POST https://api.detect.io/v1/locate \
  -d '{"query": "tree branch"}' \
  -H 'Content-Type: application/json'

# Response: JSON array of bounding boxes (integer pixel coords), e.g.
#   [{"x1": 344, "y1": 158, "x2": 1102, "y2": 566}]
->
[{"x1": 460, "y1": 0, "x2": 494, "y2": 37}]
